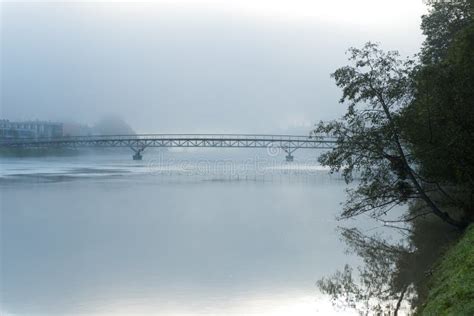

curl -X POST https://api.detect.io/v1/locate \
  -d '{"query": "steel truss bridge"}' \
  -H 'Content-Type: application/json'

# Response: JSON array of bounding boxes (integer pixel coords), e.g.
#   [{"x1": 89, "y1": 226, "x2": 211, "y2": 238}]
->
[{"x1": 0, "y1": 134, "x2": 336, "y2": 161}]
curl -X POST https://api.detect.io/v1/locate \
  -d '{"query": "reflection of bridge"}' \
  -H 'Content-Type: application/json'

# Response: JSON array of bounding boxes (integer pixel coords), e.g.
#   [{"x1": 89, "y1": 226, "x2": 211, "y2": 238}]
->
[{"x1": 0, "y1": 134, "x2": 336, "y2": 161}]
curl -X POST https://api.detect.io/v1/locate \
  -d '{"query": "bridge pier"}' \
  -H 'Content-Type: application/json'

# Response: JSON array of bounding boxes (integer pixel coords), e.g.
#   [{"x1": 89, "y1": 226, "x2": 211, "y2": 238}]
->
[
  {"x1": 133, "y1": 151, "x2": 143, "y2": 160},
  {"x1": 131, "y1": 147, "x2": 146, "y2": 161},
  {"x1": 283, "y1": 147, "x2": 297, "y2": 162}
]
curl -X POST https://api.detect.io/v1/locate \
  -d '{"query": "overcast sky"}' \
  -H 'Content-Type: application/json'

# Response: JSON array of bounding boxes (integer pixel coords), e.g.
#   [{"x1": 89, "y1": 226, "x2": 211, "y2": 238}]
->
[{"x1": 1, "y1": 0, "x2": 427, "y2": 134}]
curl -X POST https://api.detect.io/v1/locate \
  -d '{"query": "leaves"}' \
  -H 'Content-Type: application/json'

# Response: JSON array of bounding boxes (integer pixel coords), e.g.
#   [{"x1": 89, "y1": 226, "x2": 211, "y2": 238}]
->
[
  {"x1": 420, "y1": 0, "x2": 472, "y2": 64},
  {"x1": 312, "y1": 43, "x2": 419, "y2": 221},
  {"x1": 403, "y1": 6, "x2": 474, "y2": 221},
  {"x1": 314, "y1": 39, "x2": 468, "y2": 227}
]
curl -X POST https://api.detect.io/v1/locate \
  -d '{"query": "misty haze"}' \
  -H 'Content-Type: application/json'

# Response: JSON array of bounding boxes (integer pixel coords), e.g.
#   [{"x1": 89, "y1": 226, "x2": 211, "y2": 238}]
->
[{"x1": 1, "y1": 1, "x2": 473, "y2": 316}]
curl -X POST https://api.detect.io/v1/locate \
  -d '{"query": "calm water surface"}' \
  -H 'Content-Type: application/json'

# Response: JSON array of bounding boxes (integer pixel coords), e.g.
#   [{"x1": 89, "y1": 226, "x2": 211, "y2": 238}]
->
[{"x1": 1, "y1": 152, "x2": 371, "y2": 315}]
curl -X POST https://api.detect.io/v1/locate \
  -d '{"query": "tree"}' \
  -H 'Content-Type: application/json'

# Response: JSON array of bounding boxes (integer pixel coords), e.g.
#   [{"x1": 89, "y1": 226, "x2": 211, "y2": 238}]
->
[
  {"x1": 93, "y1": 115, "x2": 135, "y2": 135},
  {"x1": 312, "y1": 42, "x2": 467, "y2": 228},
  {"x1": 317, "y1": 1, "x2": 474, "y2": 314},
  {"x1": 402, "y1": 0, "x2": 474, "y2": 221},
  {"x1": 403, "y1": 9, "x2": 474, "y2": 222},
  {"x1": 420, "y1": 0, "x2": 472, "y2": 64}
]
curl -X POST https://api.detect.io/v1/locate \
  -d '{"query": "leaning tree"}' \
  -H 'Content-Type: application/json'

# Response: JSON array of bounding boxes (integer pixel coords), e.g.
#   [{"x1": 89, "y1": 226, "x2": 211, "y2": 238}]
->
[{"x1": 312, "y1": 42, "x2": 467, "y2": 229}]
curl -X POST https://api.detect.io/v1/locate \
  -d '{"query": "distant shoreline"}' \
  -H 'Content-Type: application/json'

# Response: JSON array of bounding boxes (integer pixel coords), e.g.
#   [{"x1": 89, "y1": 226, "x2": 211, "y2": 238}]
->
[{"x1": 0, "y1": 147, "x2": 80, "y2": 157}]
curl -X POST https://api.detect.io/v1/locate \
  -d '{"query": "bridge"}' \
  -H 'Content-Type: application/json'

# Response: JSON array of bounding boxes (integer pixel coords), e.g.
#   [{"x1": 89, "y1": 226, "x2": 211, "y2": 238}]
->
[{"x1": 0, "y1": 134, "x2": 336, "y2": 161}]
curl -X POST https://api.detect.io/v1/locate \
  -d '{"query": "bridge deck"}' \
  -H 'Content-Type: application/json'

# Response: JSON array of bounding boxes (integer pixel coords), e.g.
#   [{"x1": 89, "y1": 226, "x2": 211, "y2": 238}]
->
[
  {"x1": 0, "y1": 134, "x2": 336, "y2": 150},
  {"x1": 0, "y1": 134, "x2": 336, "y2": 160}
]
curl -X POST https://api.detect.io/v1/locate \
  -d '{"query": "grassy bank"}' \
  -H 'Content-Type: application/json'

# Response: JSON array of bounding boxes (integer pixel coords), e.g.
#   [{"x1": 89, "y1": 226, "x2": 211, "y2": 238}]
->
[{"x1": 417, "y1": 224, "x2": 474, "y2": 316}]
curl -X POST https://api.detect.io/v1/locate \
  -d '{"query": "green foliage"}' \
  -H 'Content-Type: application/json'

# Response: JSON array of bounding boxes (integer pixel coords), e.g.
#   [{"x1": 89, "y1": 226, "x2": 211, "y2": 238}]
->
[
  {"x1": 313, "y1": 43, "x2": 416, "y2": 211},
  {"x1": 318, "y1": 1, "x2": 474, "y2": 314},
  {"x1": 311, "y1": 43, "x2": 465, "y2": 226},
  {"x1": 408, "y1": 26, "x2": 474, "y2": 185},
  {"x1": 420, "y1": 0, "x2": 472, "y2": 64},
  {"x1": 417, "y1": 224, "x2": 474, "y2": 315},
  {"x1": 392, "y1": 205, "x2": 462, "y2": 308},
  {"x1": 314, "y1": 0, "x2": 474, "y2": 227},
  {"x1": 403, "y1": 5, "x2": 474, "y2": 221}
]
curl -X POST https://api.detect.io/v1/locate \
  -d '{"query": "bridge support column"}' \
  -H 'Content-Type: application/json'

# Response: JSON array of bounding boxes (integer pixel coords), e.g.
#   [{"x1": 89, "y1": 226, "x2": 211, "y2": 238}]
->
[
  {"x1": 133, "y1": 151, "x2": 143, "y2": 160},
  {"x1": 283, "y1": 147, "x2": 297, "y2": 162},
  {"x1": 131, "y1": 147, "x2": 146, "y2": 161}
]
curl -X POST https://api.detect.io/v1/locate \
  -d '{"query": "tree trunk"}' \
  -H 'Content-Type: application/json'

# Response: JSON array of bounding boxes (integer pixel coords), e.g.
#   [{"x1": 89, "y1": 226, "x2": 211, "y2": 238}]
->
[{"x1": 376, "y1": 89, "x2": 467, "y2": 229}]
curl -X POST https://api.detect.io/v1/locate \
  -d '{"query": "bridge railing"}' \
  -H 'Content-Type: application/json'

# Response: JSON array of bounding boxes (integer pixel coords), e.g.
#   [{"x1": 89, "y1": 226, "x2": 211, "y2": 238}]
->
[{"x1": 0, "y1": 133, "x2": 337, "y2": 145}]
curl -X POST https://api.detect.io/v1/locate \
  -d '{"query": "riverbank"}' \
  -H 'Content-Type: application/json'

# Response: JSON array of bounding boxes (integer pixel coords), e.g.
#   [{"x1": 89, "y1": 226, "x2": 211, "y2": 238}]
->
[
  {"x1": 0, "y1": 147, "x2": 141, "y2": 157},
  {"x1": 0, "y1": 147, "x2": 80, "y2": 157},
  {"x1": 417, "y1": 224, "x2": 474, "y2": 315}
]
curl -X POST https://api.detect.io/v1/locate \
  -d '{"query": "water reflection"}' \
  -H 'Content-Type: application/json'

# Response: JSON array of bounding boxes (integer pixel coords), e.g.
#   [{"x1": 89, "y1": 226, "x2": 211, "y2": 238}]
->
[
  {"x1": 318, "y1": 211, "x2": 461, "y2": 315},
  {"x1": 1, "y1": 155, "x2": 366, "y2": 315}
]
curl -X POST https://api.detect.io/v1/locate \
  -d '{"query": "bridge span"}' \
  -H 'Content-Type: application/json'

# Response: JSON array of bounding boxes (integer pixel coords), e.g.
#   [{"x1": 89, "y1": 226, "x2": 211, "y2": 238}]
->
[{"x1": 0, "y1": 134, "x2": 336, "y2": 161}]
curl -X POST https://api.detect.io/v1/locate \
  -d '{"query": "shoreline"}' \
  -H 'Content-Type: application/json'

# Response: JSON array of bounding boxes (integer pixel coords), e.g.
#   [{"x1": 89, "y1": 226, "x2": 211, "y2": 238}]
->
[{"x1": 417, "y1": 224, "x2": 474, "y2": 315}]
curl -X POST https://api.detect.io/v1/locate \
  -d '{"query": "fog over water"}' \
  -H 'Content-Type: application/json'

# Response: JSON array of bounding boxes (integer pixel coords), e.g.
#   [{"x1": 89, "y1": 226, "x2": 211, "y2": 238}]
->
[
  {"x1": 1, "y1": 0, "x2": 425, "y2": 133},
  {"x1": 1, "y1": 1, "x2": 424, "y2": 315},
  {"x1": 1, "y1": 153, "x2": 371, "y2": 316}
]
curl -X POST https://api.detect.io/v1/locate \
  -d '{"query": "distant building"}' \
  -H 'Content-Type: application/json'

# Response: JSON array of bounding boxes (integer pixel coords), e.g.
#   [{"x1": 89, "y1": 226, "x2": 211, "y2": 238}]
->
[{"x1": 0, "y1": 119, "x2": 63, "y2": 139}]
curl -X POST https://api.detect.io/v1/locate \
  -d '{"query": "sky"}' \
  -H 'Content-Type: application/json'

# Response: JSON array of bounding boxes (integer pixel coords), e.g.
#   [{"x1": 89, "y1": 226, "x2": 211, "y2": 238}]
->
[{"x1": 1, "y1": 0, "x2": 427, "y2": 134}]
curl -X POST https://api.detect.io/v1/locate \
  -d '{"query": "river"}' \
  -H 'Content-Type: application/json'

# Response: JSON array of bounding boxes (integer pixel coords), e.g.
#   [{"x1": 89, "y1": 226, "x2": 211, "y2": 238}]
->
[{"x1": 0, "y1": 150, "x2": 377, "y2": 315}]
